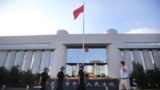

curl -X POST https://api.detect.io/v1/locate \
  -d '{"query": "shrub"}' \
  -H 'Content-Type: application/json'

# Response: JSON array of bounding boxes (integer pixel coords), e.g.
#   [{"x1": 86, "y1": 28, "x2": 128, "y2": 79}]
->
[
  {"x1": 130, "y1": 62, "x2": 160, "y2": 89},
  {"x1": 7, "y1": 66, "x2": 20, "y2": 87},
  {"x1": 0, "y1": 66, "x2": 38, "y2": 87},
  {"x1": 0, "y1": 67, "x2": 9, "y2": 86},
  {"x1": 19, "y1": 70, "x2": 36, "y2": 87},
  {"x1": 130, "y1": 62, "x2": 148, "y2": 88},
  {"x1": 146, "y1": 68, "x2": 160, "y2": 89}
]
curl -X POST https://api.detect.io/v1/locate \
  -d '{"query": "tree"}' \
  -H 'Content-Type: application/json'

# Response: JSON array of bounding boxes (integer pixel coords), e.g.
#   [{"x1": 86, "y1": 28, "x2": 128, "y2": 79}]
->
[
  {"x1": 0, "y1": 67, "x2": 9, "y2": 86},
  {"x1": 130, "y1": 62, "x2": 147, "y2": 88},
  {"x1": 7, "y1": 66, "x2": 20, "y2": 87},
  {"x1": 130, "y1": 62, "x2": 160, "y2": 89}
]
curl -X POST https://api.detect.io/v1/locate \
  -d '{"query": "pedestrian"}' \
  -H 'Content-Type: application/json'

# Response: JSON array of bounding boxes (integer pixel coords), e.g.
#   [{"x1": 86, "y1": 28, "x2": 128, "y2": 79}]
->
[
  {"x1": 39, "y1": 67, "x2": 49, "y2": 90},
  {"x1": 56, "y1": 66, "x2": 66, "y2": 90},
  {"x1": 77, "y1": 64, "x2": 86, "y2": 90},
  {"x1": 119, "y1": 61, "x2": 130, "y2": 90}
]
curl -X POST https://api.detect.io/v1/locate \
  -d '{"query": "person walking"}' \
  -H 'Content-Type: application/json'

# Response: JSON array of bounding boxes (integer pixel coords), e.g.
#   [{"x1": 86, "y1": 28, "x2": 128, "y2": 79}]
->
[
  {"x1": 119, "y1": 61, "x2": 130, "y2": 90},
  {"x1": 56, "y1": 66, "x2": 66, "y2": 90},
  {"x1": 39, "y1": 67, "x2": 49, "y2": 90},
  {"x1": 77, "y1": 64, "x2": 86, "y2": 90}
]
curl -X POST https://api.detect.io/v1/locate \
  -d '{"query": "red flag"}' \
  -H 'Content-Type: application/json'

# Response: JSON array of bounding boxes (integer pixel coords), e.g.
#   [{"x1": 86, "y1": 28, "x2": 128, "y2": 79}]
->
[{"x1": 73, "y1": 5, "x2": 84, "y2": 19}]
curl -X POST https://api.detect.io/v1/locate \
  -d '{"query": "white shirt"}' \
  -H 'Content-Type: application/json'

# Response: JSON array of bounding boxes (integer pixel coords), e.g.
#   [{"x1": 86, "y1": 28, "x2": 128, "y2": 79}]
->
[{"x1": 120, "y1": 66, "x2": 129, "y2": 78}]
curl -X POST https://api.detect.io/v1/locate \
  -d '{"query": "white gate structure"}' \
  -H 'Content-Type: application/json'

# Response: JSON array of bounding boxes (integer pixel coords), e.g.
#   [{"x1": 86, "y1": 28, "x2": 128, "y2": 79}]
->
[{"x1": 0, "y1": 29, "x2": 160, "y2": 78}]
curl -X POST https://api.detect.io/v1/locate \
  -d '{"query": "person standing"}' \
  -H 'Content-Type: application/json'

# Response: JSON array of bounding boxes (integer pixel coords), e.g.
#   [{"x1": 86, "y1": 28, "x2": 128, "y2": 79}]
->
[
  {"x1": 77, "y1": 64, "x2": 86, "y2": 90},
  {"x1": 56, "y1": 66, "x2": 66, "y2": 90},
  {"x1": 39, "y1": 67, "x2": 49, "y2": 90},
  {"x1": 119, "y1": 61, "x2": 130, "y2": 90}
]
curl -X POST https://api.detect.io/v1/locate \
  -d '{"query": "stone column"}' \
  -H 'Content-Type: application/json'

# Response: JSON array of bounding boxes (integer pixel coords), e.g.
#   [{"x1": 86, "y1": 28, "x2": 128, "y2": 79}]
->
[
  {"x1": 107, "y1": 44, "x2": 121, "y2": 78},
  {"x1": 51, "y1": 43, "x2": 67, "y2": 78},
  {"x1": 94, "y1": 63, "x2": 97, "y2": 75},
  {"x1": 0, "y1": 50, "x2": 8, "y2": 67},
  {"x1": 4, "y1": 51, "x2": 16, "y2": 70},
  {"x1": 143, "y1": 50, "x2": 154, "y2": 70},
  {"x1": 124, "y1": 50, "x2": 133, "y2": 74},
  {"x1": 17, "y1": 51, "x2": 25, "y2": 69},
  {"x1": 23, "y1": 50, "x2": 33, "y2": 71},
  {"x1": 76, "y1": 64, "x2": 79, "y2": 76},
  {"x1": 133, "y1": 50, "x2": 142, "y2": 65},
  {"x1": 8, "y1": 51, "x2": 16, "y2": 69},
  {"x1": 152, "y1": 50, "x2": 160, "y2": 69},
  {"x1": 40, "y1": 50, "x2": 51, "y2": 71},
  {"x1": 32, "y1": 50, "x2": 42, "y2": 74}
]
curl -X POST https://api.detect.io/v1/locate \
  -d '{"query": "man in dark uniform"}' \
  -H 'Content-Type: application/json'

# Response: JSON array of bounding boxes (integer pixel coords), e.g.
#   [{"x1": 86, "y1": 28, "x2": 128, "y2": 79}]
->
[
  {"x1": 56, "y1": 66, "x2": 66, "y2": 90},
  {"x1": 77, "y1": 64, "x2": 86, "y2": 90},
  {"x1": 39, "y1": 67, "x2": 49, "y2": 90}
]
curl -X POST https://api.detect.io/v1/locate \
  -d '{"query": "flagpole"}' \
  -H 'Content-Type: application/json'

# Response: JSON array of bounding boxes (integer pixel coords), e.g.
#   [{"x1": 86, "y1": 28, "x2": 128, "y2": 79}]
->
[{"x1": 82, "y1": 2, "x2": 85, "y2": 66}]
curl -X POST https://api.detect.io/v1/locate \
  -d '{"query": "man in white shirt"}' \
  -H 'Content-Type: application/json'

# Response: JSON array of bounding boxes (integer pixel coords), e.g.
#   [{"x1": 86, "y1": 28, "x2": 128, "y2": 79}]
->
[{"x1": 119, "y1": 61, "x2": 130, "y2": 90}]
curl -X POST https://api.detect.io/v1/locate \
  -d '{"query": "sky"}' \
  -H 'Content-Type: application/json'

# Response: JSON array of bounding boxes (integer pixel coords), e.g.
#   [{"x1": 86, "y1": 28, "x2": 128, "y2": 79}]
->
[
  {"x1": 67, "y1": 48, "x2": 107, "y2": 63},
  {"x1": 0, "y1": 0, "x2": 160, "y2": 36}
]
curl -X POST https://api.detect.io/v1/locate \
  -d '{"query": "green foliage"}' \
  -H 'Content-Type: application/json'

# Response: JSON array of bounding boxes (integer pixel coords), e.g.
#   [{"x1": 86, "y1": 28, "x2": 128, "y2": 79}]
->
[
  {"x1": 130, "y1": 62, "x2": 148, "y2": 88},
  {"x1": 19, "y1": 70, "x2": 36, "y2": 87},
  {"x1": 7, "y1": 66, "x2": 20, "y2": 87},
  {"x1": 146, "y1": 68, "x2": 160, "y2": 88},
  {"x1": 0, "y1": 67, "x2": 9, "y2": 86},
  {"x1": 130, "y1": 62, "x2": 160, "y2": 89},
  {"x1": 0, "y1": 66, "x2": 38, "y2": 87}
]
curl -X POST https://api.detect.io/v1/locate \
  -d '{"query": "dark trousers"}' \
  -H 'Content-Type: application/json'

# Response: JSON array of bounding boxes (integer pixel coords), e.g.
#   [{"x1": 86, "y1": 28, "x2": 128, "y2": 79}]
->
[
  {"x1": 77, "y1": 83, "x2": 86, "y2": 90},
  {"x1": 40, "y1": 83, "x2": 46, "y2": 90},
  {"x1": 56, "y1": 82, "x2": 63, "y2": 90}
]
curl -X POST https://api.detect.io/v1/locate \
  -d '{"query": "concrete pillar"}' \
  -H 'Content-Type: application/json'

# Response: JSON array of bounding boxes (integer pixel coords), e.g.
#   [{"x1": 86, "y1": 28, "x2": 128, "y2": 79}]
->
[
  {"x1": 76, "y1": 64, "x2": 79, "y2": 76},
  {"x1": 40, "y1": 50, "x2": 51, "y2": 71},
  {"x1": 133, "y1": 50, "x2": 142, "y2": 65},
  {"x1": 23, "y1": 50, "x2": 33, "y2": 71},
  {"x1": 120, "y1": 50, "x2": 125, "y2": 61},
  {"x1": 143, "y1": 50, "x2": 154, "y2": 70},
  {"x1": 49, "y1": 51, "x2": 54, "y2": 76},
  {"x1": 51, "y1": 43, "x2": 67, "y2": 77},
  {"x1": 124, "y1": 50, "x2": 133, "y2": 74},
  {"x1": 0, "y1": 51, "x2": 8, "y2": 67},
  {"x1": 32, "y1": 50, "x2": 42, "y2": 74},
  {"x1": 8, "y1": 51, "x2": 16, "y2": 69},
  {"x1": 107, "y1": 44, "x2": 121, "y2": 78},
  {"x1": 152, "y1": 50, "x2": 160, "y2": 69},
  {"x1": 94, "y1": 63, "x2": 97, "y2": 75},
  {"x1": 4, "y1": 51, "x2": 16, "y2": 70},
  {"x1": 17, "y1": 51, "x2": 25, "y2": 69}
]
